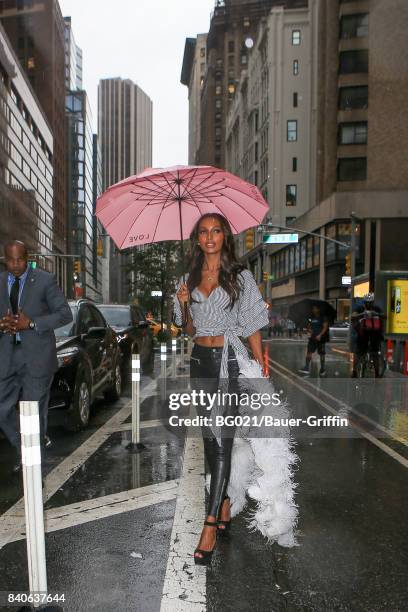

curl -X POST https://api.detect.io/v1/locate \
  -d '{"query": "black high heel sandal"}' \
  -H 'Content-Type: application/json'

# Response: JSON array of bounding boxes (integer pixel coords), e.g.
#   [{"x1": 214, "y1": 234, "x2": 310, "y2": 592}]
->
[
  {"x1": 217, "y1": 496, "x2": 231, "y2": 536},
  {"x1": 194, "y1": 521, "x2": 218, "y2": 566}
]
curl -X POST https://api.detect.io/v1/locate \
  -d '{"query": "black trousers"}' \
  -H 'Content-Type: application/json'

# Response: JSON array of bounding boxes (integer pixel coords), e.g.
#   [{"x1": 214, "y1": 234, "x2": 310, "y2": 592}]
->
[
  {"x1": 0, "y1": 345, "x2": 52, "y2": 450},
  {"x1": 190, "y1": 343, "x2": 239, "y2": 519}
]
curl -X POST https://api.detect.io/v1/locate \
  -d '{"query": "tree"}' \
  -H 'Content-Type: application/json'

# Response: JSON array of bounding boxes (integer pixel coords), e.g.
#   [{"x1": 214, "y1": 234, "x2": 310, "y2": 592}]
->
[{"x1": 126, "y1": 241, "x2": 185, "y2": 324}]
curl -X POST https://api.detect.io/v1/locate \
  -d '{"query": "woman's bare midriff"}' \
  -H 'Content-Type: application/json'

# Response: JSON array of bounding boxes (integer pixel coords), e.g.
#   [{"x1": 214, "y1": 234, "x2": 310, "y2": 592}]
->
[{"x1": 194, "y1": 335, "x2": 224, "y2": 347}]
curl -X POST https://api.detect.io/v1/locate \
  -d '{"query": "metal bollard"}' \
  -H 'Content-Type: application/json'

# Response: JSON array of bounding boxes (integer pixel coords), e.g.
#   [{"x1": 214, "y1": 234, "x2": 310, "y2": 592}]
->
[
  {"x1": 180, "y1": 333, "x2": 185, "y2": 369},
  {"x1": 160, "y1": 342, "x2": 167, "y2": 401},
  {"x1": 126, "y1": 354, "x2": 145, "y2": 453},
  {"x1": 172, "y1": 338, "x2": 177, "y2": 377},
  {"x1": 19, "y1": 401, "x2": 63, "y2": 611}
]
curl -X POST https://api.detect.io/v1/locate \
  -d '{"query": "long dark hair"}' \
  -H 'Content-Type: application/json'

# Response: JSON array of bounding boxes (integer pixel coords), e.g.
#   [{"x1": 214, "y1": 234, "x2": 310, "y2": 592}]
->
[{"x1": 187, "y1": 213, "x2": 245, "y2": 308}]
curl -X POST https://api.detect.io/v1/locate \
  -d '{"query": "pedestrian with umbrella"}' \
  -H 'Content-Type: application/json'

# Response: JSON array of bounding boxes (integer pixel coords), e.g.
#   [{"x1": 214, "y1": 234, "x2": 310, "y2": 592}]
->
[
  {"x1": 288, "y1": 299, "x2": 336, "y2": 377},
  {"x1": 97, "y1": 165, "x2": 299, "y2": 565}
]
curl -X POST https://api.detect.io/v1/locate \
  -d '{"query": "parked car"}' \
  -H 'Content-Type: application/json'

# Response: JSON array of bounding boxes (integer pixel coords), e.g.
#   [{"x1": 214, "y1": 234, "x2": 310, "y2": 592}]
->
[
  {"x1": 330, "y1": 320, "x2": 350, "y2": 342},
  {"x1": 51, "y1": 300, "x2": 122, "y2": 431},
  {"x1": 98, "y1": 304, "x2": 154, "y2": 374}
]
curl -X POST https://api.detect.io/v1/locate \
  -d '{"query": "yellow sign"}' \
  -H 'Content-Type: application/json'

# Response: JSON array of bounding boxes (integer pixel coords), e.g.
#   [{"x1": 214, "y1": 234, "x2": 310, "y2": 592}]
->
[
  {"x1": 353, "y1": 281, "x2": 369, "y2": 298},
  {"x1": 387, "y1": 280, "x2": 408, "y2": 334}
]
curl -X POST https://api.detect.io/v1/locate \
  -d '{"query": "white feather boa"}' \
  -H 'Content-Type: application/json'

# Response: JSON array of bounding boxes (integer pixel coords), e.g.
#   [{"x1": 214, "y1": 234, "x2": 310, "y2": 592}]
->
[{"x1": 207, "y1": 356, "x2": 299, "y2": 547}]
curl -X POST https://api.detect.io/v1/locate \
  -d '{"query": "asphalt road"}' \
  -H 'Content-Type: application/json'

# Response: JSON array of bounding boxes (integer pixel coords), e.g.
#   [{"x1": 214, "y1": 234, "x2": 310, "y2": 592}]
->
[{"x1": 0, "y1": 341, "x2": 406, "y2": 612}]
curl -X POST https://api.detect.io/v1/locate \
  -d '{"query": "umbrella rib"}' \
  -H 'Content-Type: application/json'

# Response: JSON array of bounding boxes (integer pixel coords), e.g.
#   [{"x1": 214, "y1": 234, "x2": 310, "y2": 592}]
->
[
  {"x1": 185, "y1": 175, "x2": 225, "y2": 200},
  {"x1": 211, "y1": 191, "x2": 266, "y2": 225}
]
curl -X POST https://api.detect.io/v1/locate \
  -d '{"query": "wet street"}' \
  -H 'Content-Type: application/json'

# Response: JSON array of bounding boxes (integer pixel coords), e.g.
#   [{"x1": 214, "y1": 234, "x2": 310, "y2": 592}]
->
[{"x1": 0, "y1": 338, "x2": 407, "y2": 612}]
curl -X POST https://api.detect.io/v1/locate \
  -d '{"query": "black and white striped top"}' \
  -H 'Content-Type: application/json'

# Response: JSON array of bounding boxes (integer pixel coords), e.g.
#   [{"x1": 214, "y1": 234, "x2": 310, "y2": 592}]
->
[{"x1": 173, "y1": 269, "x2": 268, "y2": 378}]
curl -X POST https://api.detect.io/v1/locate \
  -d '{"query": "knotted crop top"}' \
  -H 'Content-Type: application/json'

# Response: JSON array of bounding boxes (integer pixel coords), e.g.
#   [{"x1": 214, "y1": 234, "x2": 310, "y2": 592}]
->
[{"x1": 173, "y1": 269, "x2": 269, "y2": 378}]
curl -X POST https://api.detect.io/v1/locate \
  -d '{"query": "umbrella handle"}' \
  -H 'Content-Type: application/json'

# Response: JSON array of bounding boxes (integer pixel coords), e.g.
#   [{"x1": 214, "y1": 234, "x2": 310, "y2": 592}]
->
[{"x1": 182, "y1": 303, "x2": 188, "y2": 328}]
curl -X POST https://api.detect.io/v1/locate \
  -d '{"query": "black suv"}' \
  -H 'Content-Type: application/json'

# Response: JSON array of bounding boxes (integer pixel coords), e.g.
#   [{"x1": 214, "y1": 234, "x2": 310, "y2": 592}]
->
[
  {"x1": 50, "y1": 300, "x2": 122, "y2": 430},
  {"x1": 97, "y1": 304, "x2": 154, "y2": 374}
]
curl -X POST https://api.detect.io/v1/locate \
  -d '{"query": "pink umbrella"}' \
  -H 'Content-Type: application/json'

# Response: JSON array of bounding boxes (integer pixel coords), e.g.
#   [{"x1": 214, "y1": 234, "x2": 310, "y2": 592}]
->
[{"x1": 96, "y1": 165, "x2": 268, "y2": 261}]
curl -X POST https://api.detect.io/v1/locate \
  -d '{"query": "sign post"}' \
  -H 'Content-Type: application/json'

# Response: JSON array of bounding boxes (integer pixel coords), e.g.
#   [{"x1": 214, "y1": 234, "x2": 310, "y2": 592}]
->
[{"x1": 126, "y1": 354, "x2": 145, "y2": 453}]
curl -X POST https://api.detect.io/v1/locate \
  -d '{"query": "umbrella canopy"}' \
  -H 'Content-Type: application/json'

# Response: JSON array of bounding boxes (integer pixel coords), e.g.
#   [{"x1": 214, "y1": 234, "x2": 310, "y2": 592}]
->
[
  {"x1": 95, "y1": 165, "x2": 268, "y2": 250},
  {"x1": 288, "y1": 299, "x2": 337, "y2": 327}
]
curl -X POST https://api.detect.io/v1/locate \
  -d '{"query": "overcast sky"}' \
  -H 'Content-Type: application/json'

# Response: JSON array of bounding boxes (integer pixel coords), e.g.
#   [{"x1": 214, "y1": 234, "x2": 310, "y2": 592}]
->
[{"x1": 59, "y1": 0, "x2": 214, "y2": 167}]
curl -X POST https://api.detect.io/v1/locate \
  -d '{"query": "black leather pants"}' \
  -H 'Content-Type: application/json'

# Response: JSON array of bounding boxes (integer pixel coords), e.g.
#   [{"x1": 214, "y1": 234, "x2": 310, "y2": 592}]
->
[{"x1": 190, "y1": 343, "x2": 239, "y2": 519}]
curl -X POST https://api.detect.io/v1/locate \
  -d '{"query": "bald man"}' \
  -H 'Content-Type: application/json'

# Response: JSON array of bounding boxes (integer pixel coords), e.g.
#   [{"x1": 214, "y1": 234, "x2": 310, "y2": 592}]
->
[{"x1": 0, "y1": 241, "x2": 72, "y2": 472}]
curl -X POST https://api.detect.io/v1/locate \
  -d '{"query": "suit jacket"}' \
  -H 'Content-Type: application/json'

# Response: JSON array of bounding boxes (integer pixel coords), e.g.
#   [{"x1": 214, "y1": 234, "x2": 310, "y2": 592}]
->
[{"x1": 0, "y1": 267, "x2": 73, "y2": 379}]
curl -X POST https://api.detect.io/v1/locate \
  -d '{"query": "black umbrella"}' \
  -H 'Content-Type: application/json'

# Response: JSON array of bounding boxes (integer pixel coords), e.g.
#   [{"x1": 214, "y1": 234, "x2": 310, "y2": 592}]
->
[{"x1": 288, "y1": 299, "x2": 337, "y2": 327}]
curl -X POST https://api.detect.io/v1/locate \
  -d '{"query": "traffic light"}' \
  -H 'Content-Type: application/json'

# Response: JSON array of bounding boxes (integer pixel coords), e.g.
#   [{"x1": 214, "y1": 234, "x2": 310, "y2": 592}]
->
[
  {"x1": 97, "y1": 238, "x2": 103, "y2": 257},
  {"x1": 73, "y1": 260, "x2": 81, "y2": 275},
  {"x1": 263, "y1": 271, "x2": 269, "y2": 281},
  {"x1": 245, "y1": 229, "x2": 254, "y2": 251},
  {"x1": 345, "y1": 253, "x2": 351, "y2": 276}
]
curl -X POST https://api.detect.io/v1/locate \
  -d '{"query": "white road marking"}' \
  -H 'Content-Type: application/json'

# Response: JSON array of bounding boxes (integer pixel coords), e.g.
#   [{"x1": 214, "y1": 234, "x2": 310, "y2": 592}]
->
[
  {"x1": 0, "y1": 377, "x2": 159, "y2": 550},
  {"x1": 160, "y1": 433, "x2": 206, "y2": 612},
  {"x1": 6, "y1": 480, "x2": 178, "y2": 543},
  {"x1": 268, "y1": 358, "x2": 408, "y2": 469}
]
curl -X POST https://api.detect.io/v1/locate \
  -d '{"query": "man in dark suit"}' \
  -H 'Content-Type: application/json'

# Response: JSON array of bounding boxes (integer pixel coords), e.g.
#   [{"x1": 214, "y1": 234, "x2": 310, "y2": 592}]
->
[{"x1": 0, "y1": 240, "x2": 72, "y2": 471}]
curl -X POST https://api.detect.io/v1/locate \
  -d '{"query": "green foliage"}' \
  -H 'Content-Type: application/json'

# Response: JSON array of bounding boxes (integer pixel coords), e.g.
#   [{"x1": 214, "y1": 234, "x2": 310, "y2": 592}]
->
[{"x1": 126, "y1": 241, "x2": 186, "y2": 315}]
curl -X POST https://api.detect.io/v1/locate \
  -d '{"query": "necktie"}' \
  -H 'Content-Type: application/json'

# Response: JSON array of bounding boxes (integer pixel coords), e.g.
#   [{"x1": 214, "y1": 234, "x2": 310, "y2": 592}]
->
[
  {"x1": 10, "y1": 277, "x2": 20, "y2": 314},
  {"x1": 10, "y1": 277, "x2": 20, "y2": 344}
]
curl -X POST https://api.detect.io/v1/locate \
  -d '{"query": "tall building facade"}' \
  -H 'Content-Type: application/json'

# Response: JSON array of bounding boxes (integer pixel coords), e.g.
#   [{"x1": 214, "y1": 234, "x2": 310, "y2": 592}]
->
[
  {"x1": 191, "y1": 0, "x2": 307, "y2": 169},
  {"x1": 226, "y1": 1, "x2": 318, "y2": 256},
  {"x1": 98, "y1": 77, "x2": 153, "y2": 302},
  {"x1": 64, "y1": 17, "x2": 101, "y2": 301},
  {"x1": 0, "y1": 22, "x2": 54, "y2": 274},
  {"x1": 181, "y1": 33, "x2": 207, "y2": 164},
  {"x1": 265, "y1": 0, "x2": 408, "y2": 318},
  {"x1": 0, "y1": 0, "x2": 67, "y2": 287}
]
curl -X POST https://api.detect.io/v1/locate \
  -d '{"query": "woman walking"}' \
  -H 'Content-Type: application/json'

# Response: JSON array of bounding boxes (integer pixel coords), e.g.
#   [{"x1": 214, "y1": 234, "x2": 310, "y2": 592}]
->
[{"x1": 174, "y1": 213, "x2": 269, "y2": 565}]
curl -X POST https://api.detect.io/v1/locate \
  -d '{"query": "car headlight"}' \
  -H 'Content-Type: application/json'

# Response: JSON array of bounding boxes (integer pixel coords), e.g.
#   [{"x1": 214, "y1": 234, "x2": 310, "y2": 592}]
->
[{"x1": 57, "y1": 347, "x2": 79, "y2": 368}]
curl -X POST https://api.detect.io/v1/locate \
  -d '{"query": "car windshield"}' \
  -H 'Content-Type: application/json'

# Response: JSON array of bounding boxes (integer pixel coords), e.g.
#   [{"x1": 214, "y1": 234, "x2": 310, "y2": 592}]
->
[
  {"x1": 98, "y1": 306, "x2": 132, "y2": 327},
  {"x1": 55, "y1": 307, "x2": 76, "y2": 337}
]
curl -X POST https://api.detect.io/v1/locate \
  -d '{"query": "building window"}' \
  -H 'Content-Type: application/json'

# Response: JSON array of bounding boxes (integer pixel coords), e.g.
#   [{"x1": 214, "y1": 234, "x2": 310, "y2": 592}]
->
[
  {"x1": 313, "y1": 236, "x2": 320, "y2": 267},
  {"x1": 216, "y1": 58, "x2": 223, "y2": 69},
  {"x1": 287, "y1": 120, "x2": 297, "y2": 142},
  {"x1": 27, "y1": 57, "x2": 35, "y2": 70},
  {"x1": 200, "y1": 47, "x2": 206, "y2": 58},
  {"x1": 286, "y1": 184, "x2": 297, "y2": 206},
  {"x1": 293, "y1": 92, "x2": 298, "y2": 107},
  {"x1": 215, "y1": 98, "x2": 222, "y2": 109},
  {"x1": 293, "y1": 60, "x2": 299, "y2": 75},
  {"x1": 228, "y1": 54, "x2": 234, "y2": 66},
  {"x1": 339, "y1": 85, "x2": 368, "y2": 110},
  {"x1": 340, "y1": 13, "x2": 369, "y2": 39},
  {"x1": 339, "y1": 50, "x2": 368, "y2": 74},
  {"x1": 339, "y1": 122, "x2": 368, "y2": 145},
  {"x1": 243, "y1": 16, "x2": 250, "y2": 28},
  {"x1": 292, "y1": 157, "x2": 297, "y2": 172},
  {"x1": 286, "y1": 217, "x2": 296, "y2": 227},
  {"x1": 241, "y1": 53, "x2": 247, "y2": 65},
  {"x1": 228, "y1": 40, "x2": 234, "y2": 53},
  {"x1": 254, "y1": 170, "x2": 258, "y2": 186},
  {"x1": 292, "y1": 30, "x2": 301, "y2": 46},
  {"x1": 337, "y1": 157, "x2": 367, "y2": 181},
  {"x1": 228, "y1": 82, "x2": 235, "y2": 95},
  {"x1": 215, "y1": 85, "x2": 222, "y2": 95},
  {"x1": 254, "y1": 142, "x2": 258, "y2": 162}
]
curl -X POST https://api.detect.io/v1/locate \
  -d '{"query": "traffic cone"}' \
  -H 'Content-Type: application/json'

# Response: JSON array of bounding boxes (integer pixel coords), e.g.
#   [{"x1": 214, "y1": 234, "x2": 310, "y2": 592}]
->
[{"x1": 386, "y1": 339, "x2": 394, "y2": 364}]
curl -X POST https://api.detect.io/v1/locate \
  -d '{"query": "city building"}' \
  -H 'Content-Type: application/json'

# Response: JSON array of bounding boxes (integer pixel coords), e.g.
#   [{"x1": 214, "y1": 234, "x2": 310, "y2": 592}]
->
[
  {"x1": 190, "y1": 0, "x2": 307, "y2": 169},
  {"x1": 264, "y1": 0, "x2": 408, "y2": 319},
  {"x1": 64, "y1": 16, "x2": 82, "y2": 90},
  {"x1": 0, "y1": 0, "x2": 67, "y2": 288},
  {"x1": 66, "y1": 90, "x2": 102, "y2": 301},
  {"x1": 180, "y1": 33, "x2": 207, "y2": 164},
  {"x1": 98, "y1": 77, "x2": 153, "y2": 302},
  {"x1": 225, "y1": 1, "x2": 318, "y2": 262},
  {"x1": 64, "y1": 16, "x2": 101, "y2": 301},
  {"x1": 0, "y1": 22, "x2": 54, "y2": 274}
]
